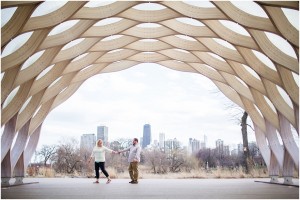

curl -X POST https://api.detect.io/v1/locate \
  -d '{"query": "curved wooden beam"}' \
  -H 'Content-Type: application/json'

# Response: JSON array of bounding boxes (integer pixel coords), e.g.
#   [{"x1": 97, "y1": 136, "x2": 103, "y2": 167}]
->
[
  {"x1": 11, "y1": 121, "x2": 30, "y2": 171},
  {"x1": 1, "y1": 1, "x2": 299, "y2": 181}
]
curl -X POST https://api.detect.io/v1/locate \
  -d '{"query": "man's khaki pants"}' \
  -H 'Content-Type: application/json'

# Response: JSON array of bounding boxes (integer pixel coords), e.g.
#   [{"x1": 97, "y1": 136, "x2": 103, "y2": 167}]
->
[{"x1": 128, "y1": 162, "x2": 139, "y2": 181}]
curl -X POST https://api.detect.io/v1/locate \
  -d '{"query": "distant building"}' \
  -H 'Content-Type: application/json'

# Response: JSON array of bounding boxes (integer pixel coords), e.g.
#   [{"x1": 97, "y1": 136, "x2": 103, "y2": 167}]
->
[
  {"x1": 200, "y1": 141, "x2": 206, "y2": 150},
  {"x1": 153, "y1": 140, "x2": 158, "y2": 147},
  {"x1": 188, "y1": 138, "x2": 192, "y2": 154},
  {"x1": 237, "y1": 143, "x2": 243, "y2": 155},
  {"x1": 80, "y1": 134, "x2": 96, "y2": 154},
  {"x1": 188, "y1": 138, "x2": 200, "y2": 154},
  {"x1": 224, "y1": 145, "x2": 230, "y2": 156},
  {"x1": 231, "y1": 149, "x2": 238, "y2": 156},
  {"x1": 142, "y1": 124, "x2": 151, "y2": 148},
  {"x1": 249, "y1": 141, "x2": 260, "y2": 156},
  {"x1": 97, "y1": 126, "x2": 108, "y2": 145},
  {"x1": 165, "y1": 138, "x2": 181, "y2": 157},
  {"x1": 159, "y1": 132, "x2": 165, "y2": 150},
  {"x1": 216, "y1": 139, "x2": 224, "y2": 156},
  {"x1": 203, "y1": 134, "x2": 207, "y2": 149},
  {"x1": 140, "y1": 137, "x2": 143, "y2": 147}
]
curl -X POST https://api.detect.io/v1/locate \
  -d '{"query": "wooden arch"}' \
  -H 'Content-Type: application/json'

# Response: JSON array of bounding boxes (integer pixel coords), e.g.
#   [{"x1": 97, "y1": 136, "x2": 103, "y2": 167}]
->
[{"x1": 1, "y1": 1, "x2": 299, "y2": 184}]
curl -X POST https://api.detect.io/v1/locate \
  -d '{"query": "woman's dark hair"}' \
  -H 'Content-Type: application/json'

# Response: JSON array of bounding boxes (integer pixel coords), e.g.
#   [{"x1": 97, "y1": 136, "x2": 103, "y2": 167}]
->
[{"x1": 133, "y1": 138, "x2": 138, "y2": 142}]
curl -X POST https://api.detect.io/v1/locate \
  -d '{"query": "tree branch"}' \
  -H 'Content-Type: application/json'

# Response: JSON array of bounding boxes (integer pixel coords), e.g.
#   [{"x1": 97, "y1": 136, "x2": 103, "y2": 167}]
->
[{"x1": 247, "y1": 124, "x2": 254, "y2": 131}]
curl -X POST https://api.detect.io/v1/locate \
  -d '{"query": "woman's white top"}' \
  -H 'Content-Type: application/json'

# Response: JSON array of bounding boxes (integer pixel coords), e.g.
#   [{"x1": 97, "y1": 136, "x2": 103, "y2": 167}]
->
[{"x1": 91, "y1": 146, "x2": 113, "y2": 162}]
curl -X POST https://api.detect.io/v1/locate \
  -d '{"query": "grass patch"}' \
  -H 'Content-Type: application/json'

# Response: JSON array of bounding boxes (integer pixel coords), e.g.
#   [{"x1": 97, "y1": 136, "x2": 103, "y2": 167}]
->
[{"x1": 27, "y1": 165, "x2": 297, "y2": 179}]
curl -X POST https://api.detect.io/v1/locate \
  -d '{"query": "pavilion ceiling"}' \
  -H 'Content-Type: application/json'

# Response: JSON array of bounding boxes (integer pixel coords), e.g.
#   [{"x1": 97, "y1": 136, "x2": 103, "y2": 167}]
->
[{"x1": 1, "y1": 1, "x2": 299, "y2": 137}]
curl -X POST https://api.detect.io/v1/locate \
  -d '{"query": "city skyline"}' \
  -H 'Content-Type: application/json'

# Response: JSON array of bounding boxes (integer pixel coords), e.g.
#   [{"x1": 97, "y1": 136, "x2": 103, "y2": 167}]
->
[
  {"x1": 79, "y1": 129, "x2": 256, "y2": 159},
  {"x1": 70, "y1": 122, "x2": 255, "y2": 153},
  {"x1": 39, "y1": 63, "x2": 259, "y2": 150},
  {"x1": 40, "y1": 120, "x2": 257, "y2": 150},
  {"x1": 40, "y1": 125, "x2": 257, "y2": 151}
]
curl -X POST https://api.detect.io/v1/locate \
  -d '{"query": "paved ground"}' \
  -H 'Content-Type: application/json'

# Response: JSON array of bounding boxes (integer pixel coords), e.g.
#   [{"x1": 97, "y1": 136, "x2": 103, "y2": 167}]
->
[{"x1": 1, "y1": 178, "x2": 299, "y2": 199}]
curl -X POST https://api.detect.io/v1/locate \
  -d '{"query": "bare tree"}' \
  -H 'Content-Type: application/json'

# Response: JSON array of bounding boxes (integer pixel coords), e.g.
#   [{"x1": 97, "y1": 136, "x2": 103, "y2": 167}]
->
[
  {"x1": 165, "y1": 142, "x2": 186, "y2": 173},
  {"x1": 80, "y1": 147, "x2": 93, "y2": 177},
  {"x1": 107, "y1": 138, "x2": 132, "y2": 172},
  {"x1": 168, "y1": 150, "x2": 185, "y2": 172},
  {"x1": 220, "y1": 93, "x2": 255, "y2": 173},
  {"x1": 241, "y1": 111, "x2": 250, "y2": 172},
  {"x1": 241, "y1": 111, "x2": 255, "y2": 173},
  {"x1": 182, "y1": 155, "x2": 199, "y2": 172},
  {"x1": 248, "y1": 141, "x2": 265, "y2": 167},
  {"x1": 52, "y1": 137, "x2": 81, "y2": 174},
  {"x1": 37, "y1": 144, "x2": 57, "y2": 166},
  {"x1": 144, "y1": 147, "x2": 168, "y2": 174},
  {"x1": 196, "y1": 148, "x2": 217, "y2": 168}
]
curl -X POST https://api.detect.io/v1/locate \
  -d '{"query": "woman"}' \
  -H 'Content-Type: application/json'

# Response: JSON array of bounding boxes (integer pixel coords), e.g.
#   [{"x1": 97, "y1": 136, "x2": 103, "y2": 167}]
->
[{"x1": 88, "y1": 139, "x2": 116, "y2": 184}]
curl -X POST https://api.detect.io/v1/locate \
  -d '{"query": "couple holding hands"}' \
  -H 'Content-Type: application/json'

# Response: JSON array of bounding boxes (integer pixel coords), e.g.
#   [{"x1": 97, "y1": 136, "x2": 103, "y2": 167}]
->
[{"x1": 88, "y1": 138, "x2": 141, "y2": 184}]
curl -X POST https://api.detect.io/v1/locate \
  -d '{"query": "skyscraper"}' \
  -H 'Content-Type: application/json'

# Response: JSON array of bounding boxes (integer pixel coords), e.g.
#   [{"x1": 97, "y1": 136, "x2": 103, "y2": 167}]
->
[
  {"x1": 142, "y1": 124, "x2": 151, "y2": 148},
  {"x1": 97, "y1": 126, "x2": 108, "y2": 145},
  {"x1": 80, "y1": 134, "x2": 96, "y2": 152},
  {"x1": 224, "y1": 145, "x2": 230, "y2": 156},
  {"x1": 153, "y1": 140, "x2": 158, "y2": 147},
  {"x1": 159, "y1": 132, "x2": 165, "y2": 150},
  {"x1": 188, "y1": 138, "x2": 200, "y2": 154},
  {"x1": 165, "y1": 138, "x2": 181, "y2": 158},
  {"x1": 203, "y1": 134, "x2": 207, "y2": 149},
  {"x1": 216, "y1": 139, "x2": 224, "y2": 156}
]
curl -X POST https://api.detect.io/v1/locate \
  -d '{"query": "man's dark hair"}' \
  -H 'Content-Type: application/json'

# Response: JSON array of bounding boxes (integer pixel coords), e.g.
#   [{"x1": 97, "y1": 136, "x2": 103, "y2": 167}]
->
[{"x1": 134, "y1": 138, "x2": 138, "y2": 142}]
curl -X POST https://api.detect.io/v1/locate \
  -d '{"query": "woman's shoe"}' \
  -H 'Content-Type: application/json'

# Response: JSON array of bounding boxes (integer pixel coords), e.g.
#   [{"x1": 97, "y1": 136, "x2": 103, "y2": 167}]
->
[
  {"x1": 93, "y1": 181, "x2": 99, "y2": 184},
  {"x1": 106, "y1": 179, "x2": 111, "y2": 184}
]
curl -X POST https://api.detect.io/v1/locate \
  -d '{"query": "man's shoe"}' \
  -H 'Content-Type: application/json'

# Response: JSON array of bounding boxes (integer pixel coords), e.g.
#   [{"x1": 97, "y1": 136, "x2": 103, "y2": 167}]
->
[
  {"x1": 129, "y1": 180, "x2": 134, "y2": 183},
  {"x1": 131, "y1": 181, "x2": 138, "y2": 184}
]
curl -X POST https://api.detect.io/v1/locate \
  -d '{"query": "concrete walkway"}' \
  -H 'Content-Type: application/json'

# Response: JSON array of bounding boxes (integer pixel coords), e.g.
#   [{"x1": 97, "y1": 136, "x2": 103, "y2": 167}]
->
[{"x1": 1, "y1": 178, "x2": 299, "y2": 199}]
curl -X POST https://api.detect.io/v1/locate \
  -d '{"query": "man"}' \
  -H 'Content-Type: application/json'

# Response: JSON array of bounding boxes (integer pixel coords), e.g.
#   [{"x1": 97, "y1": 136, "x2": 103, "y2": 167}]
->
[{"x1": 118, "y1": 138, "x2": 141, "y2": 184}]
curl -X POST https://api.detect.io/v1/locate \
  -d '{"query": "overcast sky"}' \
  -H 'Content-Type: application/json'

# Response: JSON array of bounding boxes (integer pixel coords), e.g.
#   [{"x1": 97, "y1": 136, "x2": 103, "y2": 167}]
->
[{"x1": 40, "y1": 63, "x2": 256, "y2": 149}]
